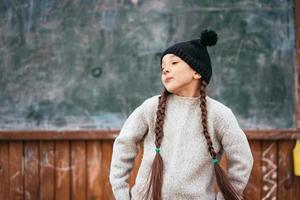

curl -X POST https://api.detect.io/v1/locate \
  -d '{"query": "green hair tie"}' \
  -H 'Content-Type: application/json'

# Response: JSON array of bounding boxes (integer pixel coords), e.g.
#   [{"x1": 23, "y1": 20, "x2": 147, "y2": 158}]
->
[
  {"x1": 155, "y1": 147, "x2": 161, "y2": 153},
  {"x1": 212, "y1": 158, "x2": 219, "y2": 165}
]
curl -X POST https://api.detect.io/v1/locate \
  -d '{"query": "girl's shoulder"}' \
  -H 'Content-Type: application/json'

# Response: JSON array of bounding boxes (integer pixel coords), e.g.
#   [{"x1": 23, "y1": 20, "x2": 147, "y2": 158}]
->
[
  {"x1": 136, "y1": 95, "x2": 160, "y2": 122},
  {"x1": 207, "y1": 96, "x2": 230, "y2": 109},
  {"x1": 144, "y1": 94, "x2": 160, "y2": 103},
  {"x1": 140, "y1": 94, "x2": 160, "y2": 109},
  {"x1": 206, "y1": 96, "x2": 233, "y2": 117},
  {"x1": 207, "y1": 96, "x2": 241, "y2": 130}
]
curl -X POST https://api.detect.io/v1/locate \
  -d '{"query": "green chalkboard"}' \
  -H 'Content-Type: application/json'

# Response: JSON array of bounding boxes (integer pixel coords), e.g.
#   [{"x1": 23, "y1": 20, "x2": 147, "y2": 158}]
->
[{"x1": 0, "y1": 0, "x2": 295, "y2": 130}]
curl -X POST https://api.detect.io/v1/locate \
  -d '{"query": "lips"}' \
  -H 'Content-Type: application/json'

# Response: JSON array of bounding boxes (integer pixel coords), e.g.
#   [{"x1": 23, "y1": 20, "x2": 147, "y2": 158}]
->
[{"x1": 165, "y1": 77, "x2": 173, "y2": 81}]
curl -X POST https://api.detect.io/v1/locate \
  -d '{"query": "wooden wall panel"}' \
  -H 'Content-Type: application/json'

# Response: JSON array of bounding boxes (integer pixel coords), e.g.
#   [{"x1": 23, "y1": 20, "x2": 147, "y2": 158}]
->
[
  {"x1": 278, "y1": 141, "x2": 300, "y2": 200},
  {"x1": 55, "y1": 141, "x2": 71, "y2": 200},
  {"x1": 244, "y1": 141, "x2": 262, "y2": 200},
  {"x1": 101, "y1": 141, "x2": 114, "y2": 200},
  {"x1": 71, "y1": 141, "x2": 87, "y2": 200},
  {"x1": 0, "y1": 141, "x2": 9, "y2": 200},
  {"x1": 87, "y1": 141, "x2": 103, "y2": 199},
  {"x1": 0, "y1": 139, "x2": 299, "y2": 199},
  {"x1": 261, "y1": 141, "x2": 278, "y2": 200},
  {"x1": 24, "y1": 142, "x2": 39, "y2": 200},
  {"x1": 9, "y1": 141, "x2": 24, "y2": 200},
  {"x1": 40, "y1": 141, "x2": 55, "y2": 200}
]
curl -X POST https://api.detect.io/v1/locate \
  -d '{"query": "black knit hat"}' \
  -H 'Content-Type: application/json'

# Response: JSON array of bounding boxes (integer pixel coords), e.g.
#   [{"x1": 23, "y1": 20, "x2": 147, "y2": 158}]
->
[{"x1": 160, "y1": 29, "x2": 218, "y2": 84}]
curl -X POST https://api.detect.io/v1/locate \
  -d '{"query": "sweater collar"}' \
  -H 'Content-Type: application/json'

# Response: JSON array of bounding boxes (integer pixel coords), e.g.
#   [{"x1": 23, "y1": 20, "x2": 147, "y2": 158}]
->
[{"x1": 170, "y1": 93, "x2": 204, "y2": 104}]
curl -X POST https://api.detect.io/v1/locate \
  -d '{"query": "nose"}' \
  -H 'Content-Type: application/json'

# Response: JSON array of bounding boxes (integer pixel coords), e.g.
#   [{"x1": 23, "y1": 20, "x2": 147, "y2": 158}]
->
[{"x1": 162, "y1": 67, "x2": 170, "y2": 75}]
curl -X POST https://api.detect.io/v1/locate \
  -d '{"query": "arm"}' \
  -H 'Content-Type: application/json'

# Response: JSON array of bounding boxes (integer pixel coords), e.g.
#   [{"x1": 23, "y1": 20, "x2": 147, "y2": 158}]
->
[
  {"x1": 109, "y1": 102, "x2": 149, "y2": 200},
  {"x1": 216, "y1": 108, "x2": 254, "y2": 200}
]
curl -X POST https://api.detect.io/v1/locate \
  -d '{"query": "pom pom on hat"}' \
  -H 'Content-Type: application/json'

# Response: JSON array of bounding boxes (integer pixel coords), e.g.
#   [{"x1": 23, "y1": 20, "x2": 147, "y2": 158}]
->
[{"x1": 200, "y1": 29, "x2": 218, "y2": 47}]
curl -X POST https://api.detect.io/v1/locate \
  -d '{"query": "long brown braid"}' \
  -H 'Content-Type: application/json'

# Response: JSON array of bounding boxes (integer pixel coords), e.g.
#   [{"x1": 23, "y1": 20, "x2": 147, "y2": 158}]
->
[
  {"x1": 143, "y1": 88, "x2": 170, "y2": 200},
  {"x1": 143, "y1": 80, "x2": 243, "y2": 200},
  {"x1": 199, "y1": 80, "x2": 243, "y2": 200}
]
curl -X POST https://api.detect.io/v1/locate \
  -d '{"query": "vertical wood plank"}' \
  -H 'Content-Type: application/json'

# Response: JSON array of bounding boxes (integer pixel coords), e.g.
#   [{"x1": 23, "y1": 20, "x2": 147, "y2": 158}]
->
[
  {"x1": 244, "y1": 141, "x2": 261, "y2": 200},
  {"x1": 261, "y1": 141, "x2": 278, "y2": 200},
  {"x1": 71, "y1": 141, "x2": 87, "y2": 200},
  {"x1": 278, "y1": 140, "x2": 295, "y2": 200},
  {"x1": 0, "y1": 141, "x2": 9, "y2": 200},
  {"x1": 280, "y1": 140, "x2": 300, "y2": 199},
  {"x1": 9, "y1": 141, "x2": 24, "y2": 200},
  {"x1": 40, "y1": 141, "x2": 55, "y2": 200},
  {"x1": 24, "y1": 142, "x2": 40, "y2": 200},
  {"x1": 294, "y1": 174, "x2": 300, "y2": 200},
  {"x1": 87, "y1": 141, "x2": 102, "y2": 199},
  {"x1": 55, "y1": 141, "x2": 71, "y2": 200},
  {"x1": 102, "y1": 140, "x2": 114, "y2": 200}
]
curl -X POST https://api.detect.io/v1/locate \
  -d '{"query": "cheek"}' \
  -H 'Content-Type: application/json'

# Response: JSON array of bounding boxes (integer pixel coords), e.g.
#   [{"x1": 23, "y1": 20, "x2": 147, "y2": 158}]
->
[
  {"x1": 177, "y1": 76, "x2": 192, "y2": 85},
  {"x1": 173, "y1": 69, "x2": 193, "y2": 82}
]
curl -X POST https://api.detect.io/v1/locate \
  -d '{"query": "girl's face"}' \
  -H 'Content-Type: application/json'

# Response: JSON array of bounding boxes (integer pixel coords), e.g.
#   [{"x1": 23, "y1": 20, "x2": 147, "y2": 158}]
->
[{"x1": 161, "y1": 54, "x2": 201, "y2": 96}]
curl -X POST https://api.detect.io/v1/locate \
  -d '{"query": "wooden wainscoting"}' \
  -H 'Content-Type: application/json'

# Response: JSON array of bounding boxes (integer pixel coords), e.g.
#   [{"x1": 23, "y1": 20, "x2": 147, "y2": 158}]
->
[
  {"x1": 0, "y1": 139, "x2": 115, "y2": 200},
  {"x1": 0, "y1": 130, "x2": 300, "y2": 200}
]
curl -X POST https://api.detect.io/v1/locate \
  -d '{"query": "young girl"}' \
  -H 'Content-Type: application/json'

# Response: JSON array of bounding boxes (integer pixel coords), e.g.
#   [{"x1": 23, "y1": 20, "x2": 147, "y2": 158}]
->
[{"x1": 109, "y1": 29, "x2": 254, "y2": 200}]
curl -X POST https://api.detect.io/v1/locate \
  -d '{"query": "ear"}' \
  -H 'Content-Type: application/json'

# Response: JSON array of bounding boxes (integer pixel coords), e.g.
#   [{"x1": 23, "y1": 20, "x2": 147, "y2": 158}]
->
[{"x1": 193, "y1": 72, "x2": 201, "y2": 80}]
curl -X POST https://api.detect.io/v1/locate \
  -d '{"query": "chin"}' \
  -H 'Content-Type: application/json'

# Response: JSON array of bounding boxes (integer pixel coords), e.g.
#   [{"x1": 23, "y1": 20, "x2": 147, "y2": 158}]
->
[{"x1": 163, "y1": 85, "x2": 177, "y2": 93}]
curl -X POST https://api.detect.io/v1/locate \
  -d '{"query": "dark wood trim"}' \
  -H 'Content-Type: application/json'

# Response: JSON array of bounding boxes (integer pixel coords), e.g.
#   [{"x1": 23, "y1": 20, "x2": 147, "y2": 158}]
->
[
  {"x1": 245, "y1": 129, "x2": 300, "y2": 140},
  {"x1": 0, "y1": 129, "x2": 299, "y2": 140},
  {"x1": 0, "y1": 130, "x2": 119, "y2": 140},
  {"x1": 295, "y1": 0, "x2": 300, "y2": 128}
]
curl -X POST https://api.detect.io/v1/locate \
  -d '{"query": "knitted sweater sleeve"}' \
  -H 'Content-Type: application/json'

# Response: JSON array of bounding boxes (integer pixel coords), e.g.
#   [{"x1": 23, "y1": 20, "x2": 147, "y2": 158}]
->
[
  {"x1": 215, "y1": 108, "x2": 254, "y2": 200},
  {"x1": 109, "y1": 102, "x2": 149, "y2": 200}
]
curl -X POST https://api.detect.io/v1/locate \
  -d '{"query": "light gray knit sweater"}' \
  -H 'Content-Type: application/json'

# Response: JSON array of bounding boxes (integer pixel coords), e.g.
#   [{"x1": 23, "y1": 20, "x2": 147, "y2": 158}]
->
[{"x1": 109, "y1": 94, "x2": 254, "y2": 200}]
